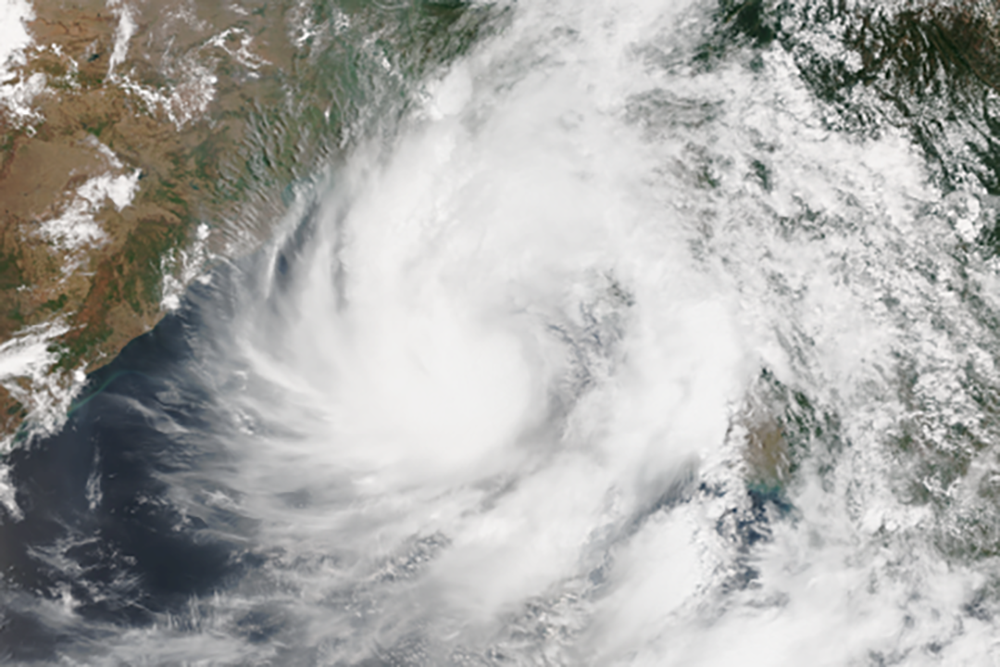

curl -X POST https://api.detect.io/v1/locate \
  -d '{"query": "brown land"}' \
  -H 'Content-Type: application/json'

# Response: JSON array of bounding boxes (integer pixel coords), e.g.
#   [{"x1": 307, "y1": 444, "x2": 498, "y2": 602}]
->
[
  {"x1": 0, "y1": 0, "x2": 498, "y2": 442},
  {"x1": 0, "y1": 0, "x2": 300, "y2": 437}
]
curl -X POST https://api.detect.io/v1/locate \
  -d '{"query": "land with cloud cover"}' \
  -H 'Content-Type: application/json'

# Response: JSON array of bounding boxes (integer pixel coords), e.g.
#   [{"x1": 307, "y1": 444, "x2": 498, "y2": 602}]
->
[
  {"x1": 0, "y1": 0, "x2": 499, "y2": 443},
  {"x1": 6, "y1": 0, "x2": 1000, "y2": 664},
  {"x1": 4, "y1": 0, "x2": 1000, "y2": 466}
]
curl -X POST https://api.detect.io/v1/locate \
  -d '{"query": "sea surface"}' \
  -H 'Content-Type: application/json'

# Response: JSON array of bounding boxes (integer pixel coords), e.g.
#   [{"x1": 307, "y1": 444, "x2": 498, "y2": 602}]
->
[{"x1": 5, "y1": 0, "x2": 1000, "y2": 664}]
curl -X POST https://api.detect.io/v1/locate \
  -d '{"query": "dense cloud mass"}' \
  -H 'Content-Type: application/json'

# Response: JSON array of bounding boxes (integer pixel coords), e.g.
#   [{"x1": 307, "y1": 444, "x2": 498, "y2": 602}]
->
[{"x1": 5, "y1": 0, "x2": 1000, "y2": 664}]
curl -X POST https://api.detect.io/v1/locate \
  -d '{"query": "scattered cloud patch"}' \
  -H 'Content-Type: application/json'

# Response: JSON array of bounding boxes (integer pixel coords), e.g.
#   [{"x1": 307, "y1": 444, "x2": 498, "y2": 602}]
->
[
  {"x1": 0, "y1": 0, "x2": 34, "y2": 79},
  {"x1": 39, "y1": 170, "x2": 142, "y2": 253},
  {"x1": 0, "y1": 319, "x2": 88, "y2": 521},
  {"x1": 207, "y1": 28, "x2": 269, "y2": 73},
  {"x1": 119, "y1": 59, "x2": 217, "y2": 129},
  {"x1": 107, "y1": 0, "x2": 137, "y2": 78},
  {"x1": 0, "y1": 0, "x2": 44, "y2": 126},
  {"x1": 80, "y1": 170, "x2": 142, "y2": 211},
  {"x1": 0, "y1": 321, "x2": 66, "y2": 385},
  {"x1": 0, "y1": 71, "x2": 46, "y2": 124},
  {"x1": 161, "y1": 223, "x2": 213, "y2": 311},
  {"x1": 0, "y1": 465, "x2": 20, "y2": 522},
  {"x1": 0, "y1": 319, "x2": 85, "y2": 436}
]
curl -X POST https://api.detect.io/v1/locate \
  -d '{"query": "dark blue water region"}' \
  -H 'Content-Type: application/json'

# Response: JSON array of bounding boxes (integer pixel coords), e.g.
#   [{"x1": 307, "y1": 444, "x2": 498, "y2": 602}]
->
[
  {"x1": 0, "y1": 212, "x2": 790, "y2": 661},
  {"x1": 0, "y1": 280, "x2": 260, "y2": 663}
]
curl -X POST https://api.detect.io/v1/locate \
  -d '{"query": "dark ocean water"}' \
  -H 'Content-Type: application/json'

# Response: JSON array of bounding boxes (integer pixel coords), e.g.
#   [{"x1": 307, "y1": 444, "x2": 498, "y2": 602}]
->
[
  {"x1": 0, "y1": 285, "x2": 230, "y2": 655},
  {"x1": 9, "y1": 1, "x2": 1000, "y2": 665}
]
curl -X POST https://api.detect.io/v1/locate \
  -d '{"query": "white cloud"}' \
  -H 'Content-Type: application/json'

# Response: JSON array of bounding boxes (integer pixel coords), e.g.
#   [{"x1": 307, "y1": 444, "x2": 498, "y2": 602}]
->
[
  {"x1": 0, "y1": 0, "x2": 43, "y2": 125},
  {"x1": 119, "y1": 58, "x2": 217, "y2": 129},
  {"x1": 78, "y1": 170, "x2": 142, "y2": 211},
  {"x1": 39, "y1": 169, "x2": 141, "y2": 253},
  {"x1": 0, "y1": 320, "x2": 88, "y2": 522},
  {"x1": 160, "y1": 223, "x2": 213, "y2": 311},
  {"x1": 0, "y1": 318, "x2": 84, "y2": 436},
  {"x1": 0, "y1": 0, "x2": 34, "y2": 80},
  {"x1": 106, "y1": 0, "x2": 136, "y2": 78}
]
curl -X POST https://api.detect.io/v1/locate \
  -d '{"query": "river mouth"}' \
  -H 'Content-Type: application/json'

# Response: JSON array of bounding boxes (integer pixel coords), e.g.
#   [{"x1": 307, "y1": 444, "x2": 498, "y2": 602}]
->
[{"x1": 5, "y1": 0, "x2": 1000, "y2": 664}]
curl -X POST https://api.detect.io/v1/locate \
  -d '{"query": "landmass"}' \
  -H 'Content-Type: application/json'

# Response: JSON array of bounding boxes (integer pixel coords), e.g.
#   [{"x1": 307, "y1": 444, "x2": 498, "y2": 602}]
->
[{"x1": 0, "y1": 0, "x2": 498, "y2": 444}]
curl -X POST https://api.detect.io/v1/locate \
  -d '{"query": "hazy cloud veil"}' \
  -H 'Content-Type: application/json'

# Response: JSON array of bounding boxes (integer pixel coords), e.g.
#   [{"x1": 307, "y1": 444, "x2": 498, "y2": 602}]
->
[{"x1": 4, "y1": 0, "x2": 1000, "y2": 664}]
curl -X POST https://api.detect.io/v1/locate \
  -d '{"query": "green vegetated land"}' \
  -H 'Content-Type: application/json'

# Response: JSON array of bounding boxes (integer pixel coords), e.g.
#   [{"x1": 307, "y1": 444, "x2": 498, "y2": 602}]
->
[
  {"x1": 714, "y1": 1, "x2": 1000, "y2": 561},
  {"x1": 0, "y1": 0, "x2": 504, "y2": 438}
]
